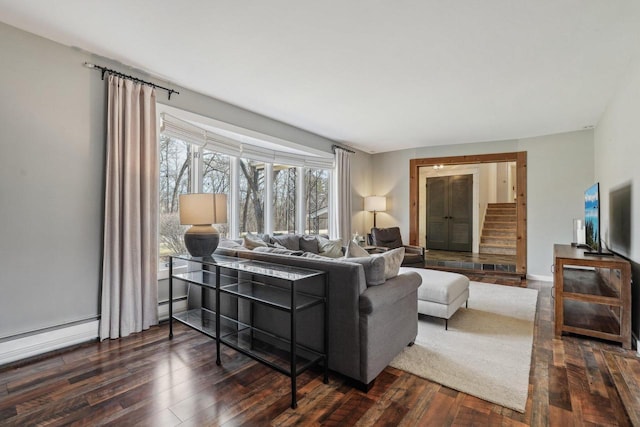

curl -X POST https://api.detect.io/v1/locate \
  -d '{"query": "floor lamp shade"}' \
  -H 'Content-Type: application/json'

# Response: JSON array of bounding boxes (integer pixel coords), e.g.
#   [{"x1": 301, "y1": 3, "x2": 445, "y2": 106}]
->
[
  {"x1": 365, "y1": 196, "x2": 386, "y2": 228},
  {"x1": 179, "y1": 193, "x2": 228, "y2": 257}
]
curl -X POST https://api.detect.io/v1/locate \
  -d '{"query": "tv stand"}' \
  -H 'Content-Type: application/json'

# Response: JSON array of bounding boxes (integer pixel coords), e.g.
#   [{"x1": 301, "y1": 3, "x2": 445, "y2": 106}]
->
[{"x1": 553, "y1": 244, "x2": 631, "y2": 349}]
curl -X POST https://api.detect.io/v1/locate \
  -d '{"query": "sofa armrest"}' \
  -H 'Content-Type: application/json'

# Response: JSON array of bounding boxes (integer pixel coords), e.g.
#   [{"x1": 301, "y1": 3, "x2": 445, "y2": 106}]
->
[
  {"x1": 403, "y1": 244, "x2": 425, "y2": 257},
  {"x1": 359, "y1": 272, "x2": 421, "y2": 315}
]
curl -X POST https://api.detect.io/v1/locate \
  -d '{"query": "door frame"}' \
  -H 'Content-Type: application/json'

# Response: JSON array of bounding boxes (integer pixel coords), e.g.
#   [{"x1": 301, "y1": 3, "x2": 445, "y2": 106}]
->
[{"x1": 409, "y1": 151, "x2": 527, "y2": 275}]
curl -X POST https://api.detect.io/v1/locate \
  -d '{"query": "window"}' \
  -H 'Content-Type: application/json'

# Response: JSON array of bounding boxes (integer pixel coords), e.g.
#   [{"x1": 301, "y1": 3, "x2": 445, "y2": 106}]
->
[
  {"x1": 305, "y1": 168, "x2": 330, "y2": 235},
  {"x1": 273, "y1": 164, "x2": 297, "y2": 234},
  {"x1": 158, "y1": 134, "x2": 192, "y2": 264},
  {"x1": 238, "y1": 159, "x2": 265, "y2": 235},
  {"x1": 202, "y1": 148, "x2": 231, "y2": 237}
]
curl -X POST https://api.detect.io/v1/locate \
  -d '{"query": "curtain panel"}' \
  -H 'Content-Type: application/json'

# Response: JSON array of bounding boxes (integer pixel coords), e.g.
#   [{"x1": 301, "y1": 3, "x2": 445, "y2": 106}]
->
[
  {"x1": 330, "y1": 148, "x2": 353, "y2": 244},
  {"x1": 100, "y1": 75, "x2": 159, "y2": 340}
]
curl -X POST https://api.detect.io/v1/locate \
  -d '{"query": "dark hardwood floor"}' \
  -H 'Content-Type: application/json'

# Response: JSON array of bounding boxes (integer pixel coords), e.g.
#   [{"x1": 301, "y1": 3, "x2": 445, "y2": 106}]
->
[{"x1": 0, "y1": 280, "x2": 636, "y2": 426}]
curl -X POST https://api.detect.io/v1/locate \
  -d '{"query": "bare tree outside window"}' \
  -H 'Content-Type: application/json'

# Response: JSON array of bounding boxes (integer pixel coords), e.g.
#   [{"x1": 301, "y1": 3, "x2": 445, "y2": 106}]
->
[
  {"x1": 239, "y1": 159, "x2": 265, "y2": 235},
  {"x1": 159, "y1": 135, "x2": 191, "y2": 263},
  {"x1": 202, "y1": 149, "x2": 231, "y2": 237},
  {"x1": 305, "y1": 168, "x2": 329, "y2": 235},
  {"x1": 273, "y1": 165, "x2": 297, "y2": 234}
]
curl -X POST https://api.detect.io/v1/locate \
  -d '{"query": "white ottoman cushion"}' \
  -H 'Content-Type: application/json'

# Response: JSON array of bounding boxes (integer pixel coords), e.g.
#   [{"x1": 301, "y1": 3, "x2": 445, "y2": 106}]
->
[{"x1": 399, "y1": 267, "x2": 470, "y2": 322}]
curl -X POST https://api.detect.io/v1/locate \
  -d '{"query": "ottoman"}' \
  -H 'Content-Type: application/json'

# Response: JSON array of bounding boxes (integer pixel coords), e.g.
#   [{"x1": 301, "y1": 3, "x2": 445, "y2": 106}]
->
[{"x1": 399, "y1": 267, "x2": 470, "y2": 330}]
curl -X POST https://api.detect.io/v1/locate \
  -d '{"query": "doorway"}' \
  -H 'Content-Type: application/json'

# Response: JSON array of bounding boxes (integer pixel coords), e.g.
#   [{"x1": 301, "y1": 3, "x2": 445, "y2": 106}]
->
[
  {"x1": 426, "y1": 175, "x2": 473, "y2": 251},
  {"x1": 409, "y1": 152, "x2": 527, "y2": 276}
]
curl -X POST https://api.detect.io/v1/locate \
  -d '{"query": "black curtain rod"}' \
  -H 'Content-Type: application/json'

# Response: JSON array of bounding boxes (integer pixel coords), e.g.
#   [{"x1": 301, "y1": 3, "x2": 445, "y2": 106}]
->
[
  {"x1": 84, "y1": 62, "x2": 179, "y2": 100},
  {"x1": 332, "y1": 144, "x2": 355, "y2": 154}
]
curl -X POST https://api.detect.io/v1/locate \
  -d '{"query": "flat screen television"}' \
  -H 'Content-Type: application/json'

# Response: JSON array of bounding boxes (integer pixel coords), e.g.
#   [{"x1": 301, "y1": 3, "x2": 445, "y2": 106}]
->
[
  {"x1": 584, "y1": 182, "x2": 612, "y2": 256},
  {"x1": 609, "y1": 183, "x2": 632, "y2": 257},
  {"x1": 584, "y1": 183, "x2": 600, "y2": 251}
]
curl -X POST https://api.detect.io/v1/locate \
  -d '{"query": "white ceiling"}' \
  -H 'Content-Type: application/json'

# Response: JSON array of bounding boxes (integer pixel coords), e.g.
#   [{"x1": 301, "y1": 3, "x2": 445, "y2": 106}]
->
[{"x1": 1, "y1": 1, "x2": 640, "y2": 153}]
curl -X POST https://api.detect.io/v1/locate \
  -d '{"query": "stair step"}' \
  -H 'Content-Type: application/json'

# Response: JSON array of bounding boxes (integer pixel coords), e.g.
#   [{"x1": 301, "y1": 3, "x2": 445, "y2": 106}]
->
[
  {"x1": 483, "y1": 222, "x2": 517, "y2": 230},
  {"x1": 480, "y1": 244, "x2": 517, "y2": 255},
  {"x1": 486, "y1": 208, "x2": 517, "y2": 215},
  {"x1": 481, "y1": 236, "x2": 516, "y2": 245},
  {"x1": 482, "y1": 229, "x2": 516, "y2": 237},
  {"x1": 488, "y1": 203, "x2": 517, "y2": 208},
  {"x1": 485, "y1": 215, "x2": 517, "y2": 222}
]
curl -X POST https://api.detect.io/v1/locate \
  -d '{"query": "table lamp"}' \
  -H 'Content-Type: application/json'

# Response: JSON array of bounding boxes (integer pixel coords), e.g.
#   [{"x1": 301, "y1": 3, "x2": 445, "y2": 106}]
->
[{"x1": 179, "y1": 193, "x2": 228, "y2": 257}]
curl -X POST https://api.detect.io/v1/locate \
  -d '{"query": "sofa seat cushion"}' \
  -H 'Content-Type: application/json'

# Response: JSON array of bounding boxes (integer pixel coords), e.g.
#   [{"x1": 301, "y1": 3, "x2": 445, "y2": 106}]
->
[
  {"x1": 253, "y1": 246, "x2": 303, "y2": 256},
  {"x1": 399, "y1": 267, "x2": 469, "y2": 304}
]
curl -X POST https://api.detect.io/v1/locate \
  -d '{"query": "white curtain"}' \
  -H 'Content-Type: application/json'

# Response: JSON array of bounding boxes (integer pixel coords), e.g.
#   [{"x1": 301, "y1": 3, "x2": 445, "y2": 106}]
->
[
  {"x1": 100, "y1": 75, "x2": 159, "y2": 340},
  {"x1": 330, "y1": 148, "x2": 353, "y2": 244}
]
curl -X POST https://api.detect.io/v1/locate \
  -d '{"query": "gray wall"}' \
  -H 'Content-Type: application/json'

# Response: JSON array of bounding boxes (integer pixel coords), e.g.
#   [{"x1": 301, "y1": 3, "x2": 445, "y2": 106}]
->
[
  {"x1": 371, "y1": 130, "x2": 595, "y2": 277},
  {"x1": 0, "y1": 22, "x2": 353, "y2": 340},
  {"x1": 594, "y1": 57, "x2": 640, "y2": 339}
]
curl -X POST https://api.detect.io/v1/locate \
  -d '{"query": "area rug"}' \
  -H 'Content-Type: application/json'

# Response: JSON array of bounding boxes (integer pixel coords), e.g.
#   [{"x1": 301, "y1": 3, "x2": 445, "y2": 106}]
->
[{"x1": 389, "y1": 281, "x2": 538, "y2": 413}]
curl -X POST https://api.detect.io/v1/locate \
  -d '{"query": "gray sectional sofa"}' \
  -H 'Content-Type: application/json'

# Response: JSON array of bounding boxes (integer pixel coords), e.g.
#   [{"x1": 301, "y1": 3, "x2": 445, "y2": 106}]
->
[{"x1": 213, "y1": 233, "x2": 422, "y2": 388}]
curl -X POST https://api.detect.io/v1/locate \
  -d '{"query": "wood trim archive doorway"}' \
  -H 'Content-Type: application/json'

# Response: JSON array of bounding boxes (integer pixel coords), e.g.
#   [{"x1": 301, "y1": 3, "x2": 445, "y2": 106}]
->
[{"x1": 409, "y1": 151, "x2": 527, "y2": 276}]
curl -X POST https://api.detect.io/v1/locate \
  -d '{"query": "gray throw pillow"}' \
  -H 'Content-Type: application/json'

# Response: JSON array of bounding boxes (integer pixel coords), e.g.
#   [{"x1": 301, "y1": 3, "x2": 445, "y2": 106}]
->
[
  {"x1": 341, "y1": 256, "x2": 386, "y2": 286},
  {"x1": 270, "y1": 234, "x2": 300, "y2": 250},
  {"x1": 299, "y1": 235, "x2": 319, "y2": 253},
  {"x1": 373, "y1": 247, "x2": 404, "y2": 279},
  {"x1": 317, "y1": 236, "x2": 344, "y2": 258},
  {"x1": 345, "y1": 240, "x2": 370, "y2": 258}
]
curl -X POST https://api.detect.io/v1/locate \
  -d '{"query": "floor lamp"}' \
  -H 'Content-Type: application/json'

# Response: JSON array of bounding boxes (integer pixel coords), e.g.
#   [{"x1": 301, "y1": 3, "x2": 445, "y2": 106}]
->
[{"x1": 365, "y1": 196, "x2": 386, "y2": 228}]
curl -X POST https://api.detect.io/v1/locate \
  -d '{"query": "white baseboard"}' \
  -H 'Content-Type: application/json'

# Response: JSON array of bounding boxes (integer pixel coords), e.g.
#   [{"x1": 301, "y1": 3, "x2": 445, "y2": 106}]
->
[
  {"x1": 0, "y1": 301, "x2": 189, "y2": 367},
  {"x1": 0, "y1": 320, "x2": 99, "y2": 366},
  {"x1": 527, "y1": 274, "x2": 553, "y2": 282}
]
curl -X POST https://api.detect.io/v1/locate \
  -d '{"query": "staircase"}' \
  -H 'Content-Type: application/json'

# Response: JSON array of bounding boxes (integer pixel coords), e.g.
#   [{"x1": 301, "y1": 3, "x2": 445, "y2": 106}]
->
[{"x1": 480, "y1": 203, "x2": 517, "y2": 255}]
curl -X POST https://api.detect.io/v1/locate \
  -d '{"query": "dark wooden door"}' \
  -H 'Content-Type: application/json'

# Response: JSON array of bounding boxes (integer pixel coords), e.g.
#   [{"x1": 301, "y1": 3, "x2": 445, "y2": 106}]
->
[{"x1": 426, "y1": 175, "x2": 473, "y2": 251}]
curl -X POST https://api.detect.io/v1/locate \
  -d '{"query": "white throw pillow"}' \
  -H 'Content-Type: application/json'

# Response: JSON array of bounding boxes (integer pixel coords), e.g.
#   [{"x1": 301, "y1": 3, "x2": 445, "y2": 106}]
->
[
  {"x1": 317, "y1": 236, "x2": 344, "y2": 258},
  {"x1": 345, "y1": 240, "x2": 370, "y2": 258},
  {"x1": 373, "y1": 247, "x2": 404, "y2": 279}
]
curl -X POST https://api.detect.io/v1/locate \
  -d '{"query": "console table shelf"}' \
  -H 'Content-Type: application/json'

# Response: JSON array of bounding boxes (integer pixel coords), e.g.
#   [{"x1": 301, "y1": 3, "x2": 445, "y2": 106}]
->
[
  {"x1": 553, "y1": 244, "x2": 631, "y2": 349},
  {"x1": 169, "y1": 254, "x2": 328, "y2": 409}
]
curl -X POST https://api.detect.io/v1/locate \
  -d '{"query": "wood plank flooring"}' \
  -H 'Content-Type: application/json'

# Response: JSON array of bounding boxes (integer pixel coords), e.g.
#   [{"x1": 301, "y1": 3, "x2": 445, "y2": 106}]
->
[{"x1": 0, "y1": 280, "x2": 637, "y2": 426}]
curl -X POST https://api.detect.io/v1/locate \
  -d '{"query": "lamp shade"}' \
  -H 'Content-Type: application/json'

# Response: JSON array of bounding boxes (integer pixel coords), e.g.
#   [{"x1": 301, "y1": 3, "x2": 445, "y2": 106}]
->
[
  {"x1": 212, "y1": 193, "x2": 228, "y2": 224},
  {"x1": 180, "y1": 193, "x2": 214, "y2": 225},
  {"x1": 179, "y1": 193, "x2": 228, "y2": 225},
  {"x1": 364, "y1": 196, "x2": 386, "y2": 212}
]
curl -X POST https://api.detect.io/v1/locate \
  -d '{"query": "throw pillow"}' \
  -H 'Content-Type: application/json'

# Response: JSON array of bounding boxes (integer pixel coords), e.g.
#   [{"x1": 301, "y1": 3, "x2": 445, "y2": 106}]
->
[
  {"x1": 345, "y1": 240, "x2": 370, "y2": 258},
  {"x1": 373, "y1": 247, "x2": 404, "y2": 279},
  {"x1": 243, "y1": 233, "x2": 268, "y2": 250},
  {"x1": 341, "y1": 256, "x2": 386, "y2": 286},
  {"x1": 270, "y1": 234, "x2": 300, "y2": 250},
  {"x1": 317, "y1": 236, "x2": 344, "y2": 258},
  {"x1": 299, "y1": 235, "x2": 319, "y2": 253}
]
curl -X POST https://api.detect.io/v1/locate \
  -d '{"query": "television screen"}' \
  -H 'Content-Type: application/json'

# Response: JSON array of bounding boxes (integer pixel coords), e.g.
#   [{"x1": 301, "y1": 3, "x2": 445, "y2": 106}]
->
[
  {"x1": 609, "y1": 183, "x2": 632, "y2": 257},
  {"x1": 584, "y1": 183, "x2": 600, "y2": 252}
]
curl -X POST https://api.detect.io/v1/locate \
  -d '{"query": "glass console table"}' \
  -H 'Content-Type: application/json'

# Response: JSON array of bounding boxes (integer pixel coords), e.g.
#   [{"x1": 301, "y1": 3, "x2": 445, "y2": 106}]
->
[{"x1": 169, "y1": 254, "x2": 328, "y2": 409}]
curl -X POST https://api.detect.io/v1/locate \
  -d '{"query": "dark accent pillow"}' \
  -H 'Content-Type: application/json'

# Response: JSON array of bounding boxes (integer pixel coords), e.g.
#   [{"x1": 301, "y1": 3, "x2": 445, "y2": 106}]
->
[
  {"x1": 270, "y1": 234, "x2": 300, "y2": 250},
  {"x1": 299, "y1": 235, "x2": 319, "y2": 253}
]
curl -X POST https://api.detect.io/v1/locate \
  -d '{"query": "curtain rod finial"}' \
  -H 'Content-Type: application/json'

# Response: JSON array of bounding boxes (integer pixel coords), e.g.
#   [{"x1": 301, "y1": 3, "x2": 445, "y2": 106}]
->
[{"x1": 83, "y1": 62, "x2": 95, "y2": 68}]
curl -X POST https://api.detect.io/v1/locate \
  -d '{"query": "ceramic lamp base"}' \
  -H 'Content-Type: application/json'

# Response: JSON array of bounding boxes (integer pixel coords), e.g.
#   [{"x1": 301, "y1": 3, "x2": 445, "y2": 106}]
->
[{"x1": 184, "y1": 225, "x2": 220, "y2": 257}]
